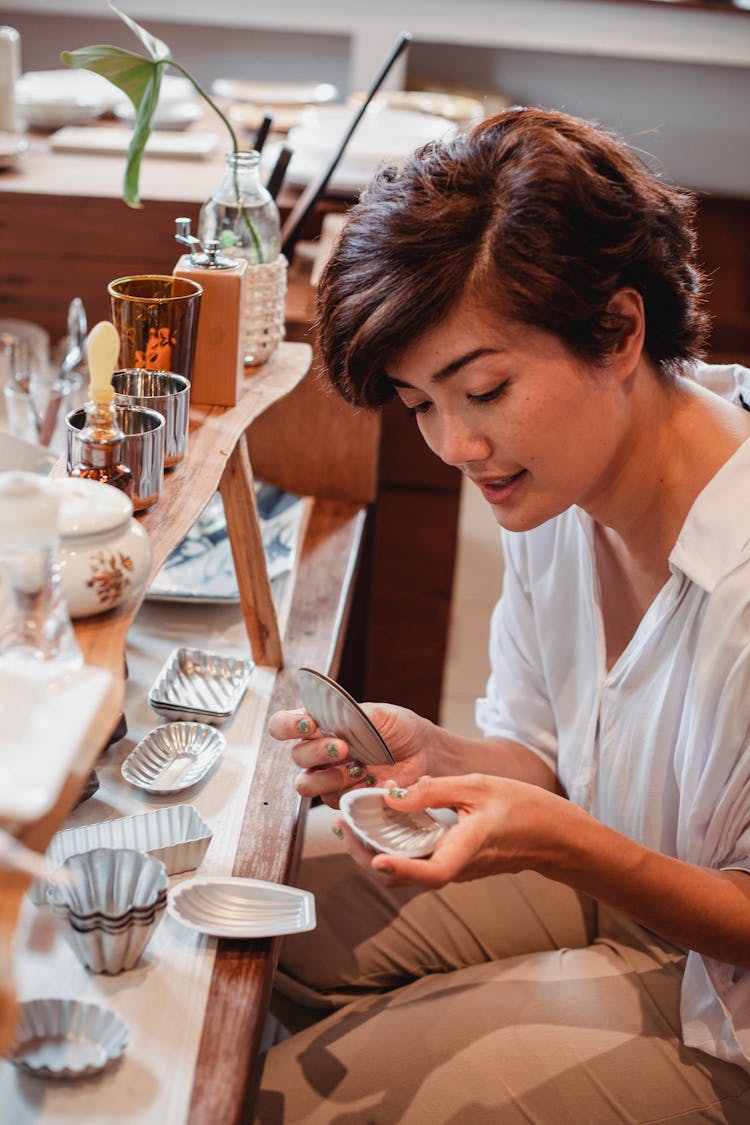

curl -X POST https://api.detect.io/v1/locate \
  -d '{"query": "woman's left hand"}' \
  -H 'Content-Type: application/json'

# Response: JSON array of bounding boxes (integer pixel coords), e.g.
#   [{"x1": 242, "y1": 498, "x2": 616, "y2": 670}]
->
[{"x1": 337, "y1": 772, "x2": 574, "y2": 887}]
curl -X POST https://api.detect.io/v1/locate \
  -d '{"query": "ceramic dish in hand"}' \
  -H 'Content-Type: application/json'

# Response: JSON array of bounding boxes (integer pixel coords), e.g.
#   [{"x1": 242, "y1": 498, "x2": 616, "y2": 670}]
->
[
  {"x1": 148, "y1": 647, "x2": 253, "y2": 723},
  {"x1": 339, "y1": 788, "x2": 458, "y2": 858},
  {"x1": 121, "y1": 721, "x2": 226, "y2": 792},
  {"x1": 168, "y1": 876, "x2": 316, "y2": 938},
  {"x1": 296, "y1": 668, "x2": 395, "y2": 766},
  {"x1": 7, "y1": 998, "x2": 127, "y2": 1078}
]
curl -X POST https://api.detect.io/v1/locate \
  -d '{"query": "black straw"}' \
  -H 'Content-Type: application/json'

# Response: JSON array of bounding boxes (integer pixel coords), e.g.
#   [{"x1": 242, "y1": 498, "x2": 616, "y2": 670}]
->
[
  {"x1": 254, "y1": 112, "x2": 274, "y2": 153},
  {"x1": 280, "y1": 30, "x2": 412, "y2": 258},
  {"x1": 266, "y1": 145, "x2": 292, "y2": 200}
]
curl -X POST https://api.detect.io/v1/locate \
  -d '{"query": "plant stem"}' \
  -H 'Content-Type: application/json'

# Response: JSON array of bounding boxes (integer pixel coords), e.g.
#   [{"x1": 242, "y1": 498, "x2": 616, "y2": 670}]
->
[{"x1": 170, "y1": 60, "x2": 264, "y2": 261}]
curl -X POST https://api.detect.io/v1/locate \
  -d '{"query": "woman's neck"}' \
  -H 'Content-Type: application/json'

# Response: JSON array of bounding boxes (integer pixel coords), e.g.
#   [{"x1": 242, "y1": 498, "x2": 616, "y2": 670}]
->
[{"x1": 585, "y1": 367, "x2": 750, "y2": 578}]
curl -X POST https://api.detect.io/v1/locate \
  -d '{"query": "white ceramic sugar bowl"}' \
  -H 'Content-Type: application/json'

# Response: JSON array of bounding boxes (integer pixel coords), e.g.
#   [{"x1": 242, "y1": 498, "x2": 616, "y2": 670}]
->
[{"x1": 48, "y1": 477, "x2": 152, "y2": 618}]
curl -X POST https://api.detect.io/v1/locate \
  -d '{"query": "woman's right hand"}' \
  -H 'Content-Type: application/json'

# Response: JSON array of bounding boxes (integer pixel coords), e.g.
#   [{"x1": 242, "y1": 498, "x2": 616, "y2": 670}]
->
[{"x1": 267, "y1": 701, "x2": 433, "y2": 808}]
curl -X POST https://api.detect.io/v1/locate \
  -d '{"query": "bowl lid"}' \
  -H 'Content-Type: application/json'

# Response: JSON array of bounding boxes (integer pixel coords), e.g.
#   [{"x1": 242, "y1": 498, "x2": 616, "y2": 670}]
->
[{"x1": 48, "y1": 477, "x2": 133, "y2": 537}]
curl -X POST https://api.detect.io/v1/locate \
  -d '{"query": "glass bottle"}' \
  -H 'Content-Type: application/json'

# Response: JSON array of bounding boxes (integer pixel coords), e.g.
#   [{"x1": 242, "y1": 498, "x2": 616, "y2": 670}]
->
[
  {"x1": 198, "y1": 150, "x2": 281, "y2": 266},
  {"x1": 0, "y1": 472, "x2": 82, "y2": 673},
  {"x1": 69, "y1": 399, "x2": 133, "y2": 497}
]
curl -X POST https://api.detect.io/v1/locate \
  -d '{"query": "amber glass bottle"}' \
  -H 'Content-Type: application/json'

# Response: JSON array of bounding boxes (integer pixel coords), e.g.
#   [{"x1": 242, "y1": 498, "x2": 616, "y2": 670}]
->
[{"x1": 69, "y1": 399, "x2": 133, "y2": 497}]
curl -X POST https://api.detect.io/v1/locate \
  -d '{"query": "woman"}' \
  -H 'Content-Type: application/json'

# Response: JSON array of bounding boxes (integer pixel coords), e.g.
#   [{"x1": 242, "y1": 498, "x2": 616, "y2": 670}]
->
[{"x1": 255, "y1": 108, "x2": 750, "y2": 1123}]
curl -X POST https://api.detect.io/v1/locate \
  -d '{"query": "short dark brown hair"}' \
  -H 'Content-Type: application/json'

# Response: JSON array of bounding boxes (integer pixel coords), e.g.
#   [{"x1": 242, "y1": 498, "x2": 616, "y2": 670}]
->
[{"x1": 316, "y1": 107, "x2": 709, "y2": 407}]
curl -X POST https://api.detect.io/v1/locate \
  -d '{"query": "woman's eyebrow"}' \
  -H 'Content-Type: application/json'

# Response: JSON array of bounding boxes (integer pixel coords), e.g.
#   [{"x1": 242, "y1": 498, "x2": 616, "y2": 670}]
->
[{"x1": 388, "y1": 347, "x2": 503, "y2": 390}]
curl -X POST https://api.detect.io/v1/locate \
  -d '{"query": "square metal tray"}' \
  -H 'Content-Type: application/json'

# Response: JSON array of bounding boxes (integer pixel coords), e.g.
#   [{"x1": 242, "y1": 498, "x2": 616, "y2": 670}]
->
[{"x1": 149, "y1": 647, "x2": 253, "y2": 724}]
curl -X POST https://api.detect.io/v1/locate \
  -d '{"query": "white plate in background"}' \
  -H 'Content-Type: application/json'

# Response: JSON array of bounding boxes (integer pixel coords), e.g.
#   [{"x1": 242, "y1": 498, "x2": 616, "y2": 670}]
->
[
  {"x1": 50, "y1": 126, "x2": 219, "y2": 159},
  {"x1": 264, "y1": 104, "x2": 457, "y2": 192},
  {"x1": 212, "y1": 78, "x2": 338, "y2": 106},
  {"x1": 16, "y1": 69, "x2": 120, "y2": 129},
  {"x1": 113, "y1": 75, "x2": 202, "y2": 131}
]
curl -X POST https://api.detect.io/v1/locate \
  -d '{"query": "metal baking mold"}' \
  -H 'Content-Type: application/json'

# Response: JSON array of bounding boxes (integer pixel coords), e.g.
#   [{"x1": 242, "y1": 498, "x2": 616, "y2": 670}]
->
[
  {"x1": 296, "y1": 668, "x2": 395, "y2": 766},
  {"x1": 30, "y1": 804, "x2": 212, "y2": 905},
  {"x1": 339, "y1": 788, "x2": 458, "y2": 858},
  {"x1": 46, "y1": 847, "x2": 168, "y2": 923},
  {"x1": 8, "y1": 998, "x2": 127, "y2": 1078},
  {"x1": 57, "y1": 907, "x2": 167, "y2": 974},
  {"x1": 121, "y1": 722, "x2": 226, "y2": 793},
  {"x1": 167, "y1": 875, "x2": 316, "y2": 938},
  {"x1": 149, "y1": 647, "x2": 253, "y2": 724}
]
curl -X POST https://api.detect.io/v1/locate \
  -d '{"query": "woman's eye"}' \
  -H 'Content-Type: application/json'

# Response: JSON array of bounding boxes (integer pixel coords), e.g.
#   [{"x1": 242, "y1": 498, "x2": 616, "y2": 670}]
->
[
  {"x1": 405, "y1": 400, "x2": 432, "y2": 416},
  {"x1": 468, "y1": 382, "x2": 508, "y2": 405}
]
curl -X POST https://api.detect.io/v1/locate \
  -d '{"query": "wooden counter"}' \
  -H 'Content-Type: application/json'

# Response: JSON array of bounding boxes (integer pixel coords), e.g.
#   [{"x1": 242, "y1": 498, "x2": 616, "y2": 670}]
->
[{"x1": 0, "y1": 341, "x2": 373, "y2": 1120}]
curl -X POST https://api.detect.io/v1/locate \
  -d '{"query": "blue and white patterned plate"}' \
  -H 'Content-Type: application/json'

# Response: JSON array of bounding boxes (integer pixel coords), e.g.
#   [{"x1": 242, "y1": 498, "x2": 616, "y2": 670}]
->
[{"x1": 146, "y1": 484, "x2": 302, "y2": 604}]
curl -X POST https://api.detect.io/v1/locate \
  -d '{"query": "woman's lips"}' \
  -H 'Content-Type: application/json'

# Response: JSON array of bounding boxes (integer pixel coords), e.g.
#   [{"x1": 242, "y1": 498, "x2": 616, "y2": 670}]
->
[{"x1": 473, "y1": 470, "x2": 527, "y2": 504}]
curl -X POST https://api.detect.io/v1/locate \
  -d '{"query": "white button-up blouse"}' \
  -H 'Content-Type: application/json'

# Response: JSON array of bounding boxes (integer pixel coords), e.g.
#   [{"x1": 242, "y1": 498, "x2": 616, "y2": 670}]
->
[{"x1": 476, "y1": 363, "x2": 750, "y2": 1071}]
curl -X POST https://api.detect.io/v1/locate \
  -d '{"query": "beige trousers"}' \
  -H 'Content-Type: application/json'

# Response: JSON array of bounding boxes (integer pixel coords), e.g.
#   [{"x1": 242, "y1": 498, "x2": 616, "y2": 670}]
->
[{"x1": 255, "y1": 805, "x2": 750, "y2": 1124}]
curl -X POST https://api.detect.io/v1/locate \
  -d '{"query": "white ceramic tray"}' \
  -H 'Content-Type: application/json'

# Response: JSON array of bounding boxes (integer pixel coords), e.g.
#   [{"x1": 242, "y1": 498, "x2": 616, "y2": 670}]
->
[{"x1": 168, "y1": 876, "x2": 316, "y2": 938}]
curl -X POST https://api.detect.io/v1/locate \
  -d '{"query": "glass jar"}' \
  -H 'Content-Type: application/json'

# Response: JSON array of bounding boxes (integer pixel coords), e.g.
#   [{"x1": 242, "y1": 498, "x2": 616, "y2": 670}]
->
[
  {"x1": 198, "y1": 150, "x2": 281, "y2": 266},
  {"x1": 198, "y1": 150, "x2": 287, "y2": 367},
  {"x1": 0, "y1": 472, "x2": 82, "y2": 672}
]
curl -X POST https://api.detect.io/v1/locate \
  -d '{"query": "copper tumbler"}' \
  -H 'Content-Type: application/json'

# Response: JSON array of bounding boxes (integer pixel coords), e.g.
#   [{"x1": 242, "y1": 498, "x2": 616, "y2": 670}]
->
[{"x1": 108, "y1": 275, "x2": 202, "y2": 382}]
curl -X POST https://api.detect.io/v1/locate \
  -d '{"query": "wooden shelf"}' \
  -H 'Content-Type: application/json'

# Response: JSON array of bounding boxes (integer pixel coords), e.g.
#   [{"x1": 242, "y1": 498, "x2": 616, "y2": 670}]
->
[{"x1": 71, "y1": 341, "x2": 313, "y2": 780}]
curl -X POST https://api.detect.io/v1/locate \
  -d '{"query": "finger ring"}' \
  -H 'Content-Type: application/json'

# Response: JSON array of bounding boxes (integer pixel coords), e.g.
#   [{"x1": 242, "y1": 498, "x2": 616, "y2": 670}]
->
[{"x1": 347, "y1": 761, "x2": 366, "y2": 779}]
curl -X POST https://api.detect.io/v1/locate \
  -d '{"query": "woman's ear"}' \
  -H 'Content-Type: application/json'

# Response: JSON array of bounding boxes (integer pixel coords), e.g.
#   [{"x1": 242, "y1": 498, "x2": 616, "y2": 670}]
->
[{"x1": 607, "y1": 288, "x2": 646, "y2": 381}]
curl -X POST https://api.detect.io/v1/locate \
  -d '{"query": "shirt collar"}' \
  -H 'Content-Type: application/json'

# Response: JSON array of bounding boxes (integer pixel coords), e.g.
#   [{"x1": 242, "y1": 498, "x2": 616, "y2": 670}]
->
[{"x1": 670, "y1": 436, "x2": 750, "y2": 592}]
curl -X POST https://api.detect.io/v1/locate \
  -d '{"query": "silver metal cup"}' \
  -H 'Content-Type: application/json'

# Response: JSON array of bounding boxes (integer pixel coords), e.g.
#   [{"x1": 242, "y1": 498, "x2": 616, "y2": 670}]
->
[
  {"x1": 112, "y1": 369, "x2": 190, "y2": 469},
  {"x1": 65, "y1": 404, "x2": 165, "y2": 512}
]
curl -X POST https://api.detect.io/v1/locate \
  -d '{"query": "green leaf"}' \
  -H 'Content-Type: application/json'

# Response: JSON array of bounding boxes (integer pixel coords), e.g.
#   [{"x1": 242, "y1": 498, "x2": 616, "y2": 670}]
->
[
  {"x1": 61, "y1": 45, "x2": 166, "y2": 207},
  {"x1": 61, "y1": 46, "x2": 161, "y2": 112},
  {"x1": 108, "y1": 2, "x2": 170, "y2": 62},
  {"x1": 123, "y1": 61, "x2": 164, "y2": 207}
]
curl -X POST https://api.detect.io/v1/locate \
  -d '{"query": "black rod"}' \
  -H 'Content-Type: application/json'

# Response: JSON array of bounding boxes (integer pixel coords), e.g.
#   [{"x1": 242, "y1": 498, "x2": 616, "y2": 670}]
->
[
  {"x1": 266, "y1": 145, "x2": 292, "y2": 200},
  {"x1": 280, "y1": 30, "x2": 412, "y2": 258}
]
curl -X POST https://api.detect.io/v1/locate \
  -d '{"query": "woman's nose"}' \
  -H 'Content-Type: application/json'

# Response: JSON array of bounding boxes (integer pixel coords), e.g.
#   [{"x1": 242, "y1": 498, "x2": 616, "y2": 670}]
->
[{"x1": 434, "y1": 413, "x2": 492, "y2": 467}]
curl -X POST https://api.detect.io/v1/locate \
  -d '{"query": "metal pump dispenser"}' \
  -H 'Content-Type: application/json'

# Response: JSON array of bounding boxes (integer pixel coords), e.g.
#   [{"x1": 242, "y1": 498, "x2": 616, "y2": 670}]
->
[
  {"x1": 174, "y1": 218, "x2": 238, "y2": 270},
  {"x1": 173, "y1": 217, "x2": 248, "y2": 406}
]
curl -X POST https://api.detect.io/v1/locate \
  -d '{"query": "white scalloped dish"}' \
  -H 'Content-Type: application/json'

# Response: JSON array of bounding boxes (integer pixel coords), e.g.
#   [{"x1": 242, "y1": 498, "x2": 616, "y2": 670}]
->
[
  {"x1": 168, "y1": 876, "x2": 316, "y2": 938},
  {"x1": 339, "y1": 788, "x2": 458, "y2": 858}
]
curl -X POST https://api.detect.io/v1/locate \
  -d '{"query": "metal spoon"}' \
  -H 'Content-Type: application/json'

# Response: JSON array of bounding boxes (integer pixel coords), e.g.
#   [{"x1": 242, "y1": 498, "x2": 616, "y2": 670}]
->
[{"x1": 37, "y1": 298, "x2": 88, "y2": 447}]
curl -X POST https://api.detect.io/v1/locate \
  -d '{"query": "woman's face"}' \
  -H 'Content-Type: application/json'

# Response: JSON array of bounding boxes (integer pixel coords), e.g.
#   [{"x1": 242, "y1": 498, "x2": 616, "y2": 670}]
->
[{"x1": 388, "y1": 301, "x2": 633, "y2": 532}]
